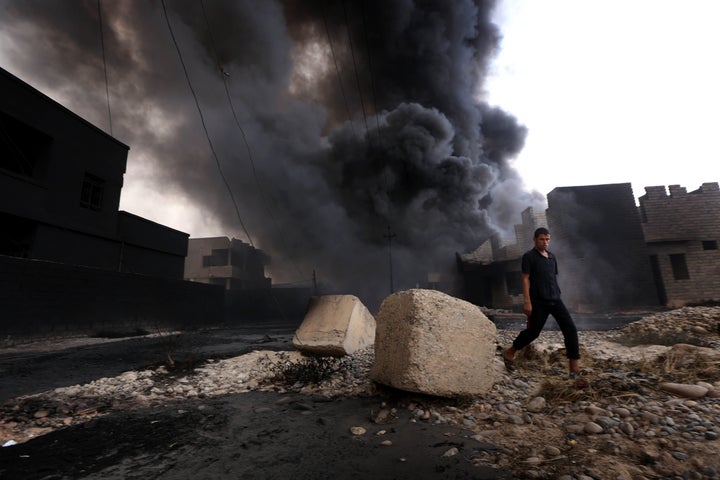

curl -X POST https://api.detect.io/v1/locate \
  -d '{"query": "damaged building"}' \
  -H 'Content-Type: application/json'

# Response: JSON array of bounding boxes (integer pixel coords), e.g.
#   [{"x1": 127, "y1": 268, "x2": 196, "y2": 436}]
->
[
  {"x1": 459, "y1": 182, "x2": 720, "y2": 311},
  {"x1": 639, "y1": 182, "x2": 720, "y2": 307}
]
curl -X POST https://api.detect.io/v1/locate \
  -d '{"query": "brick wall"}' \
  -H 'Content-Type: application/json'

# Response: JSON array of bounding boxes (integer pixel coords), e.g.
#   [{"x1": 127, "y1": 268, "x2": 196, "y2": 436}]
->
[{"x1": 639, "y1": 183, "x2": 720, "y2": 306}]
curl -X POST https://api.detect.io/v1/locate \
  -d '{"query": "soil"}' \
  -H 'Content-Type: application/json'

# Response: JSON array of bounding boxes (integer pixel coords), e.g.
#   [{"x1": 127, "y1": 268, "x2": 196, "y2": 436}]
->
[{"x1": 0, "y1": 323, "x2": 510, "y2": 480}]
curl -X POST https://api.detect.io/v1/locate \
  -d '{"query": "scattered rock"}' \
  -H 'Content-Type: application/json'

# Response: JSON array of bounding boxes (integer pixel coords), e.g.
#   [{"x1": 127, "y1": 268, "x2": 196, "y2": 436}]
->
[{"x1": 660, "y1": 383, "x2": 708, "y2": 399}]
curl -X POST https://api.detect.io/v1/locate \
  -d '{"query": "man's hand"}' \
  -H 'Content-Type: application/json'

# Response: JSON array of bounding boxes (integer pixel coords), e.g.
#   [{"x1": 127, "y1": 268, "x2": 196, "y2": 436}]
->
[{"x1": 523, "y1": 301, "x2": 532, "y2": 317}]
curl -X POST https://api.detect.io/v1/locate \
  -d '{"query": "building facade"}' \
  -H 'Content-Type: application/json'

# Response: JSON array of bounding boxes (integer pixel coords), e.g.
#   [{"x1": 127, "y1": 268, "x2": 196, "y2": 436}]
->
[
  {"x1": 639, "y1": 182, "x2": 720, "y2": 307},
  {"x1": 184, "y1": 237, "x2": 271, "y2": 290},
  {"x1": 458, "y1": 182, "x2": 720, "y2": 311},
  {"x1": 0, "y1": 66, "x2": 187, "y2": 278},
  {"x1": 458, "y1": 207, "x2": 547, "y2": 309},
  {"x1": 0, "y1": 66, "x2": 222, "y2": 337},
  {"x1": 545, "y1": 183, "x2": 657, "y2": 311}
]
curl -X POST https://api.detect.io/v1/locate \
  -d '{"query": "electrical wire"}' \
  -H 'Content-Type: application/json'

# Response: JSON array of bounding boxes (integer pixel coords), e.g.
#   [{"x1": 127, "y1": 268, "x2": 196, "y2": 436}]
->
[
  {"x1": 199, "y1": 0, "x2": 307, "y2": 282},
  {"x1": 359, "y1": 0, "x2": 383, "y2": 146},
  {"x1": 160, "y1": 0, "x2": 255, "y2": 247},
  {"x1": 341, "y1": 0, "x2": 370, "y2": 137},
  {"x1": 97, "y1": 0, "x2": 112, "y2": 136},
  {"x1": 322, "y1": 6, "x2": 356, "y2": 137}
]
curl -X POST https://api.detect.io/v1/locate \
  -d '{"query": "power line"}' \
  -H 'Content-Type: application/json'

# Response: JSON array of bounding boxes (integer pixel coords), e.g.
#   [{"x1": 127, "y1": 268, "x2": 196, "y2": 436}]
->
[
  {"x1": 97, "y1": 0, "x2": 112, "y2": 136},
  {"x1": 341, "y1": 0, "x2": 370, "y2": 137},
  {"x1": 198, "y1": 0, "x2": 307, "y2": 281},
  {"x1": 160, "y1": 0, "x2": 254, "y2": 247},
  {"x1": 322, "y1": 6, "x2": 356, "y2": 137},
  {"x1": 359, "y1": 0, "x2": 383, "y2": 145}
]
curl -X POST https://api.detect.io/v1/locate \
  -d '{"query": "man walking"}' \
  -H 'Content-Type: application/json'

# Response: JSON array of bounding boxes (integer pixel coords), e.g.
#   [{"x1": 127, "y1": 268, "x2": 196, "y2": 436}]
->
[{"x1": 502, "y1": 227, "x2": 587, "y2": 387}]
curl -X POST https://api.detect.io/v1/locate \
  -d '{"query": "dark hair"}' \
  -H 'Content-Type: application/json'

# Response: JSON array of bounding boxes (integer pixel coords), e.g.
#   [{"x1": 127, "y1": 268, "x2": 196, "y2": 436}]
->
[{"x1": 534, "y1": 227, "x2": 550, "y2": 238}]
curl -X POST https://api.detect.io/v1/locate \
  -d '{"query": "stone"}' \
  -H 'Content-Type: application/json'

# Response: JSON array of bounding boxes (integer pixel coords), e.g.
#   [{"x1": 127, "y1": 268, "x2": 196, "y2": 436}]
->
[
  {"x1": 584, "y1": 422, "x2": 604, "y2": 434},
  {"x1": 526, "y1": 397, "x2": 546, "y2": 413},
  {"x1": 442, "y1": 447, "x2": 459, "y2": 457},
  {"x1": 370, "y1": 289, "x2": 496, "y2": 397},
  {"x1": 660, "y1": 383, "x2": 709, "y2": 399},
  {"x1": 545, "y1": 446, "x2": 561, "y2": 457},
  {"x1": 292, "y1": 295, "x2": 376, "y2": 356},
  {"x1": 350, "y1": 426, "x2": 366, "y2": 435}
]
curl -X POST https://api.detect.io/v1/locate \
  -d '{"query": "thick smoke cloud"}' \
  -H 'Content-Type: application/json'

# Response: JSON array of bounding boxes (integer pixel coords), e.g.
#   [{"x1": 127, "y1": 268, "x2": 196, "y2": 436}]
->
[{"x1": 0, "y1": 0, "x2": 542, "y2": 309}]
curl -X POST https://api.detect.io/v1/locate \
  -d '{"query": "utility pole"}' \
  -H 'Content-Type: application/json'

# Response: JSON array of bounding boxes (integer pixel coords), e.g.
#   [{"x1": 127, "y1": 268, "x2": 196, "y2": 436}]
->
[{"x1": 384, "y1": 225, "x2": 396, "y2": 293}]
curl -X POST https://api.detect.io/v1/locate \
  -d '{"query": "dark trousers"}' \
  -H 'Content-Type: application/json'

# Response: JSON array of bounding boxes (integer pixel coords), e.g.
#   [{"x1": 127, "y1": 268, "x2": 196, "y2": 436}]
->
[{"x1": 512, "y1": 298, "x2": 580, "y2": 359}]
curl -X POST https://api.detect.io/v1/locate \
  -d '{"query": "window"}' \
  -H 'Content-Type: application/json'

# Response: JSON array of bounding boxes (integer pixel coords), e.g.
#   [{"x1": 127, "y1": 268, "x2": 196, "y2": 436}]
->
[
  {"x1": 0, "y1": 111, "x2": 51, "y2": 177},
  {"x1": 702, "y1": 240, "x2": 718, "y2": 250},
  {"x1": 80, "y1": 173, "x2": 105, "y2": 211},
  {"x1": 669, "y1": 254, "x2": 690, "y2": 280},
  {"x1": 202, "y1": 248, "x2": 229, "y2": 267}
]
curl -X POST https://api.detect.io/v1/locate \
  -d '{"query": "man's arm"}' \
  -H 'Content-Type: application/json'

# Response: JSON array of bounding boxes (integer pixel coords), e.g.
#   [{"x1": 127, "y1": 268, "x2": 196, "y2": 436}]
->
[{"x1": 522, "y1": 272, "x2": 532, "y2": 317}]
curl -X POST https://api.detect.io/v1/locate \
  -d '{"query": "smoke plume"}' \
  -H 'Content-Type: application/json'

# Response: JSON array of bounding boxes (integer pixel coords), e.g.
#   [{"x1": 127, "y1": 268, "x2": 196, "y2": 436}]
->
[{"x1": 0, "y1": 0, "x2": 542, "y2": 308}]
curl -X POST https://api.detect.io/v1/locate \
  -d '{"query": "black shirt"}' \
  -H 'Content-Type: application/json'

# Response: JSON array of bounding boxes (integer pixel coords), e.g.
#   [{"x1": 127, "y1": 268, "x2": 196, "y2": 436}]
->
[{"x1": 521, "y1": 248, "x2": 562, "y2": 301}]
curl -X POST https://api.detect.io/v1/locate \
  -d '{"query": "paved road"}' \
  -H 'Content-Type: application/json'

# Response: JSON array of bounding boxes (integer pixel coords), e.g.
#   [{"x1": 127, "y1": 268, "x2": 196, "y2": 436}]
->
[{"x1": 0, "y1": 319, "x2": 300, "y2": 403}]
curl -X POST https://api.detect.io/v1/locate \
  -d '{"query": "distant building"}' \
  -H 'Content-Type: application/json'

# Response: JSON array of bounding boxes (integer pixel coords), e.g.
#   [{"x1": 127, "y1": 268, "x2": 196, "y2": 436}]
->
[
  {"x1": 0, "y1": 66, "x2": 222, "y2": 337},
  {"x1": 639, "y1": 182, "x2": 720, "y2": 307},
  {"x1": 458, "y1": 207, "x2": 547, "y2": 309},
  {"x1": 458, "y1": 183, "x2": 686, "y2": 312},
  {"x1": 184, "y1": 236, "x2": 271, "y2": 290}
]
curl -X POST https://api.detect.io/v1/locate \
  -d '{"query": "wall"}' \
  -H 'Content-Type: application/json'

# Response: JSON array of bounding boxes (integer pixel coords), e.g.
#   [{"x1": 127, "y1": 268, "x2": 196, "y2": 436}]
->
[
  {"x1": 0, "y1": 255, "x2": 224, "y2": 338},
  {"x1": 639, "y1": 183, "x2": 720, "y2": 306},
  {"x1": 546, "y1": 183, "x2": 657, "y2": 311}
]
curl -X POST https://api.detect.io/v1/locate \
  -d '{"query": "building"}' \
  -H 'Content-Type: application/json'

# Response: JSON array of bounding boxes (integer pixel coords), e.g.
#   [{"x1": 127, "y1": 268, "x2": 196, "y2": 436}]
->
[
  {"x1": 545, "y1": 183, "x2": 657, "y2": 311},
  {"x1": 0, "y1": 67, "x2": 187, "y2": 278},
  {"x1": 184, "y1": 236, "x2": 271, "y2": 290},
  {"x1": 458, "y1": 207, "x2": 547, "y2": 309},
  {"x1": 0, "y1": 66, "x2": 222, "y2": 337},
  {"x1": 639, "y1": 182, "x2": 720, "y2": 306},
  {"x1": 460, "y1": 182, "x2": 720, "y2": 311}
]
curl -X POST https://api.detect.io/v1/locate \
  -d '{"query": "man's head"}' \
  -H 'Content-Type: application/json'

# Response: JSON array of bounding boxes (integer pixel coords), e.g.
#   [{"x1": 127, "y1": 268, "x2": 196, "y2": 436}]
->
[{"x1": 533, "y1": 227, "x2": 550, "y2": 251}]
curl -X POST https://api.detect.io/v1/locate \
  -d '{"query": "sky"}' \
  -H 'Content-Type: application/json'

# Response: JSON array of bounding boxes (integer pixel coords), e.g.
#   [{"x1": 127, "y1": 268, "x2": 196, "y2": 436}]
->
[
  {"x1": 486, "y1": 0, "x2": 720, "y2": 199},
  {"x1": 1, "y1": 0, "x2": 718, "y2": 306}
]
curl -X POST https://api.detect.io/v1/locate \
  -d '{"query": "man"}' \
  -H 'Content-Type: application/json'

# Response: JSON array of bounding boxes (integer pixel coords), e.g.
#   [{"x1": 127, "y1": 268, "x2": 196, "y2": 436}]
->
[{"x1": 502, "y1": 227, "x2": 587, "y2": 387}]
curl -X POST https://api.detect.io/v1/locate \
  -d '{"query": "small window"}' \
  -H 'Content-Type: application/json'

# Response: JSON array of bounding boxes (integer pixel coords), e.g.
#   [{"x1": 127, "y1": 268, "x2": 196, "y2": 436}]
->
[
  {"x1": 669, "y1": 254, "x2": 690, "y2": 280},
  {"x1": 202, "y1": 248, "x2": 229, "y2": 267},
  {"x1": 80, "y1": 173, "x2": 105, "y2": 211},
  {"x1": 702, "y1": 240, "x2": 718, "y2": 250}
]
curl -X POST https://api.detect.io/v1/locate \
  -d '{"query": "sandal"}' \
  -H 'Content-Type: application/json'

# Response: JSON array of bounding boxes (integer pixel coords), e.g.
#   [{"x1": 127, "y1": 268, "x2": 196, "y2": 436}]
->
[
  {"x1": 569, "y1": 372, "x2": 589, "y2": 389},
  {"x1": 503, "y1": 350, "x2": 515, "y2": 372}
]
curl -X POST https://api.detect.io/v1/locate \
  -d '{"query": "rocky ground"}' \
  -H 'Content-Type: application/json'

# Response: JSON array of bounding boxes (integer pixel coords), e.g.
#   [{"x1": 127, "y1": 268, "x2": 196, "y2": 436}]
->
[{"x1": 1, "y1": 306, "x2": 719, "y2": 479}]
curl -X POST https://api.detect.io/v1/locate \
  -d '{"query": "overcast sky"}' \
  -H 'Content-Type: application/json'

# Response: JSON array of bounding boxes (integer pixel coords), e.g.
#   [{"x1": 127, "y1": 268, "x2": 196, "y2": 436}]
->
[{"x1": 486, "y1": 0, "x2": 720, "y2": 200}]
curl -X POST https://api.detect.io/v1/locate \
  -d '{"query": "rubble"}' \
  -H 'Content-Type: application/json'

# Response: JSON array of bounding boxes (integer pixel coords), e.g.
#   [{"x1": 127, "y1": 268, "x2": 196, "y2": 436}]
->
[{"x1": 1, "y1": 306, "x2": 720, "y2": 479}]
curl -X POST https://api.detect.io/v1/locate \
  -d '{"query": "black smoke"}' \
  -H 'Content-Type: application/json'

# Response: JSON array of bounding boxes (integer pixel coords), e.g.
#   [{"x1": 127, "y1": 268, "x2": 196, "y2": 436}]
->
[{"x1": 0, "y1": 0, "x2": 542, "y2": 309}]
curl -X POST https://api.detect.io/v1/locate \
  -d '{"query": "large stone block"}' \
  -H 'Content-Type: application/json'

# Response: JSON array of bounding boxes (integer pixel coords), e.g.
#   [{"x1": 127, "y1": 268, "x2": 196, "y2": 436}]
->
[
  {"x1": 371, "y1": 289, "x2": 496, "y2": 397},
  {"x1": 292, "y1": 295, "x2": 376, "y2": 356}
]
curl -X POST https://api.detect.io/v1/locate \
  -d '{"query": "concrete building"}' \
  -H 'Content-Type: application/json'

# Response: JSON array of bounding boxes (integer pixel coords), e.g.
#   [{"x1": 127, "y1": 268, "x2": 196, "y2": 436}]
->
[
  {"x1": 0, "y1": 66, "x2": 187, "y2": 278},
  {"x1": 0, "y1": 66, "x2": 222, "y2": 337},
  {"x1": 545, "y1": 183, "x2": 657, "y2": 311},
  {"x1": 184, "y1": 236, "x2": 271, "y2": 290},
  {"x1": 639, "y1": 182, "x2": 720, "y2": 306}
]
